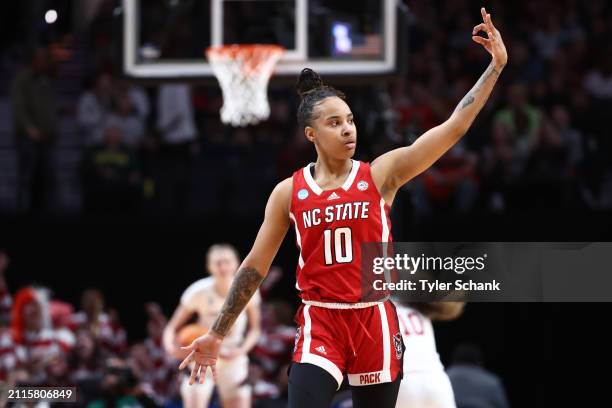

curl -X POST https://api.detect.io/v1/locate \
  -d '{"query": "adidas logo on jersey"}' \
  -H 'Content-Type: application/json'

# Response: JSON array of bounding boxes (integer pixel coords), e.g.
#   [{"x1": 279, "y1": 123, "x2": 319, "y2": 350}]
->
[
  {"x1": 327, "y1": 192, "x2": 341, "y2": 200},
  {"x1": 315, "y1": 345, "x2": 327, "y2": 355}
]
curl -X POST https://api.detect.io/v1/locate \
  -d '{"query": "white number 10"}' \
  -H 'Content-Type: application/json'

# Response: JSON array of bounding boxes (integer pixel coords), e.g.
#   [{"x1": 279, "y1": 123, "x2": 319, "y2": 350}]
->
[{"x1": 323, "y1": 227, "x2": 353, "y2": 265}]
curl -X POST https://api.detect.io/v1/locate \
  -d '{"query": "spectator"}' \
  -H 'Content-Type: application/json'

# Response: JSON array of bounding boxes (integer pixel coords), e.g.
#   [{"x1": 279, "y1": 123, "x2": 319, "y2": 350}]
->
[
  {"x1": 0, "y1": 251, "x2": 12, "y2": 326},
  {"x1": 69, "y1": 328, "x2": 104, "y2": 383},
  {"x1": 493, "y1": 82, "x2": 542, "y2": 162},
  {"x1": 250, "y1": 300, "x2": 295, "y2": 404},
  {"x1": 77, "y1": 72, "x2": 114, "y2": 146},
  {"x1": 82, "y1": 123, "x2": 141, "y2": 213},
  {"x1": 48, "y1": 298, "x2": 77, "y2": 356},
  {"x1": 107, "y1": 91, "x2": 146, "y2": 148},
  {"x1": 0, "y1": 325, "x2": 24, "y2": 385},
  {"x1": 583, "y1": 53, "x2": 612, "y2": 101},
  {"x1": 447, "y1": 344, "x2": 510, "y2": 408},
  {"x1": 69, "y1": 289, "x2": 128, "y2": 357},
  {"x1": 0, "y1": 254, "x2": 21, "y2": 384},
  {"x1": 5, "y1": 0, "x2": 612, "y2": 218},
  {"x1": 10, "y1": 287, "x2": 70, "y2": 386},
  {"x1": 582, "y1": 53, "x2": 612, "y2": 163},
  {"x1": 10, "y1": 46, "x2": 58, "y2": 212},
  {"x1": 156, "y1": 83, "x2": 198, "y2": 147},
  {"x1": 550, "y1": 105, "x2": 583, "y2": 169},
  {"x1": 87, "y1": 358, "x2": 159, "y2": 408},
  {"x1": 394, "y1": 82, "x2": 440, "y2": 139},
  {"x1": 516, "y1": 115, "x2": 573, "y2": 209},
  {"x1": 129, "y1": 303, "x2": 178, "y2": 405},
  {"x1": 412, "y1": 143, "x2": 479, "y2": 216},
  {"x1": 116, "y1": 79, "x2": 151, "y2": 122},
  {"x1": 532, "y1": 14, "x2": 564, "y2": 60},
  {"x1": 128, "y1": 344, "x2": 164, "y2": 405},
  {"x1": 68, "y1": 328, "x2": 106, "y2": 405},
  {"x1": 481, "y1": 122, "x2": 521, "y2": 211},
  {"x1": 155, "y1": 83, "x2": 198, "y2": 212}
]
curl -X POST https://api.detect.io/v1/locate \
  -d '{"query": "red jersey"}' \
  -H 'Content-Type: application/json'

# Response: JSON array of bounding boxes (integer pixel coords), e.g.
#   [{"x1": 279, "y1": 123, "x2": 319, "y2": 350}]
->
[{"x1": 289, "y1": 160, "x2": 392, "y2": 303}]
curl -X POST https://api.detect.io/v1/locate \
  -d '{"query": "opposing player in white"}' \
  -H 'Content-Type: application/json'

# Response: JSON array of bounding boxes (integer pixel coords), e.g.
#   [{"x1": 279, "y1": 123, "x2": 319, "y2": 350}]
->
[
  {"x1": 163, "y1": 244, "x2": 261, "y2": 408},
  {"x1": 394, "y1": 302, "x2": 465, "y2": 408}
]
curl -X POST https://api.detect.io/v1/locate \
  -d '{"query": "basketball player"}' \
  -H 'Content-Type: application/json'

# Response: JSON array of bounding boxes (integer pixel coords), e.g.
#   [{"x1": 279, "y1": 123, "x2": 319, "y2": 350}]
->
[
  {"x1": 163, "y1": 244, "x2": 261, "y2": 408},
  {"x1": 180, "y1": 8, "x2": 506, "y2": 408},
  {"x1": 394, "y1": 302, "x2": 465, "y2": 408}
]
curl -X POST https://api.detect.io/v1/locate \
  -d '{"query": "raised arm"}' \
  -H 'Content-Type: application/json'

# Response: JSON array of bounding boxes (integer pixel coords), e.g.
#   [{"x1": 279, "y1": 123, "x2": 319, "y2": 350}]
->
[
  {"x1": 371, "y1": 8, "x2": 507, "y2": 204},
  {"x1": 179, "y1": 178, "x2": 292, "y2": 384}
]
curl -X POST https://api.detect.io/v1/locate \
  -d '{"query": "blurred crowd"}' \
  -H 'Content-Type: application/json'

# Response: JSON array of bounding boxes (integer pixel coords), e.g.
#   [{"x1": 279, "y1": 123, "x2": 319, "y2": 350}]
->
[
  {"x1": 394, "y1": 0, "x2": 612, "y2": 215},
  {"x1": 3, "y1": 0, "x2": 611, "y2": 217},
  {"x1": 0, "y1": 249, "x2": 297, "y2": 407}
]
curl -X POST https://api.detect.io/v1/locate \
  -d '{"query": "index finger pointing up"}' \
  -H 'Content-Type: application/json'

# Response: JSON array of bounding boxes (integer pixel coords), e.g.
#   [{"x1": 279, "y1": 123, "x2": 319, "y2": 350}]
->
[{"x1": 481, "y1": 7, "x2": 495, "y2": 34}]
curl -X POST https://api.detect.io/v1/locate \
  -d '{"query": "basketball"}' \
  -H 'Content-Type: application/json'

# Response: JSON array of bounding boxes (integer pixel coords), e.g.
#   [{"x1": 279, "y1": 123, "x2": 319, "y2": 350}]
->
[{"x1": 177, "y1": 324, "x2": 209, "y2": 347}]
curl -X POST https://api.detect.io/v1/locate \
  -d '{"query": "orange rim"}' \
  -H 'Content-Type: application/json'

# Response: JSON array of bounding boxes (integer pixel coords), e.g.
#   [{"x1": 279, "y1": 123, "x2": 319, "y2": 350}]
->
[
  {"x1": 206, "y1": 44, "x2": 284, "y2": 76},
  {"x1": 206, "y1": 44, "x2": 284, "y2": 59}
]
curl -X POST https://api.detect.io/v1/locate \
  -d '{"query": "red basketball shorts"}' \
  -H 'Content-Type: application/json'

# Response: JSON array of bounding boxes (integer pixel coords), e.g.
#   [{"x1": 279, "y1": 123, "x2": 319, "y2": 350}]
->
[{"x1": 292, "y1": 300, "x2": 404, "y2": 389}]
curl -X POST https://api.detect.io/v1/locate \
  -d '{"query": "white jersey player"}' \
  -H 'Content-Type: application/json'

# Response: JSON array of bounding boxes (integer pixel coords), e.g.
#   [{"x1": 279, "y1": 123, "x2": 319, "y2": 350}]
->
[
  {"x1": 163, "y1": 244, "x2": 262, "y2": 408},
  {"x1": 394, "y1": 302, "x2": 465, "y2": 408}
]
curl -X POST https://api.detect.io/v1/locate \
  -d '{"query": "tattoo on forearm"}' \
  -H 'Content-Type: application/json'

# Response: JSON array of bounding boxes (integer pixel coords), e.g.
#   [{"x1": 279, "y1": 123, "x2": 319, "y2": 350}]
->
[
  {"x1": 211, "y1": 267, "x2": 263, "y2": 336},
  {"x1": 460, "y1": 95, "x2": 475, "y2": 109},
  {"x1": 453, "y1": 63, "x2": 503, "y2": 113}
]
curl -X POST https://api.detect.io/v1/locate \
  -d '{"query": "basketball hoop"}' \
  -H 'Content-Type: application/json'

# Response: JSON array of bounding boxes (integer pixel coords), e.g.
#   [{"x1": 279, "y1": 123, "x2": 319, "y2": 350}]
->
[{"x1": 206, "y1": 44, "x2": 284, "y2": 127}]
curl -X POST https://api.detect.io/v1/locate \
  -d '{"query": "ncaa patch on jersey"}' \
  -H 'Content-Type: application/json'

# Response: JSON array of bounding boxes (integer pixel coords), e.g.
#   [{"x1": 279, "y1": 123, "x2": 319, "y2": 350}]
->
[
  {"x1": 298, "y1": 189, "x2": 309, "y2": 200},
  {"x1": 357, "y1": 181, "x2": 369, "y2": 191},
  {"x1": 393, "y1": 332, "x2": 403, "y2": 360}
]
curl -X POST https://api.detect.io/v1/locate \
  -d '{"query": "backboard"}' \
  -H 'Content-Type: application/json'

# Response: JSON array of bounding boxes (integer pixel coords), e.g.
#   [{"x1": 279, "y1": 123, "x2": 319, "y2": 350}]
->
[{"x1": 123, "y1": 0, "x2": 399, "y2": 79}]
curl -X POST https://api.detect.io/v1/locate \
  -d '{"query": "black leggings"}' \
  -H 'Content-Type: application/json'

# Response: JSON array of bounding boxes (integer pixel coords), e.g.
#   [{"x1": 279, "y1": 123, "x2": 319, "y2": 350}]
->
[{"x1": 288, "y1": 363, "x2": 401, "y2": 408}]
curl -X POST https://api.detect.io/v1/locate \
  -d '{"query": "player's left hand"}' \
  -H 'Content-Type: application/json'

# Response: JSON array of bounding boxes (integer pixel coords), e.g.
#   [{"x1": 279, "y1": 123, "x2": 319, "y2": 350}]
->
[
  {"x1": 472, "y1": 7, "x2": 507, "y2": 69},
  {"x1": 179, "y1": 332, "x2": 223, "y2": 385}
]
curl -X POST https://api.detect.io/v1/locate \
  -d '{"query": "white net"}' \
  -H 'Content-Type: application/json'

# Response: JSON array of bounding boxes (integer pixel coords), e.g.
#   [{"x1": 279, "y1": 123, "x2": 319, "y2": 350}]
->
[{"x1": 207, "y1": 45, "x2": 284, "y2": 127}]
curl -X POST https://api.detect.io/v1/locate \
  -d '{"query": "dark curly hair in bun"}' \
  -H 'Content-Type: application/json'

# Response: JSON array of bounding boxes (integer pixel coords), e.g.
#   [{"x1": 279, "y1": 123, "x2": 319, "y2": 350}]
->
[{"x1": 296, "y1": 68, "x2": 345, "y2": 128}]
